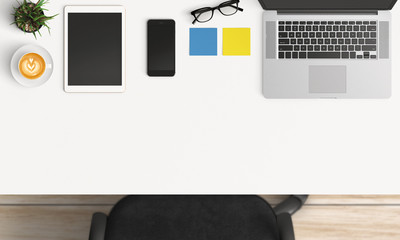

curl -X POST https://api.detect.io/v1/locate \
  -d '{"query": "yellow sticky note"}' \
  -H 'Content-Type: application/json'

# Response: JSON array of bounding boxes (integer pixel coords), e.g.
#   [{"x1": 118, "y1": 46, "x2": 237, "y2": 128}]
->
[{"x1": 223, "y1": 28, "x2": 251, "y2": 56}]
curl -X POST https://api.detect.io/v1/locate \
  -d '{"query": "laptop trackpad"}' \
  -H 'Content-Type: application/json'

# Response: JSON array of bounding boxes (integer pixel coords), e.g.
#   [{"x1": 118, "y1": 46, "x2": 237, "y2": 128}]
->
[{"x1": 309, "y1": 65, "x2": 347, "y2": 93}]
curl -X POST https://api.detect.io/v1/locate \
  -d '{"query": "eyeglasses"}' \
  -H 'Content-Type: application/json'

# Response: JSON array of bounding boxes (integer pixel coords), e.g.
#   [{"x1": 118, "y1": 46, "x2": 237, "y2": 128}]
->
[{"x1": 191, "y1": 0, "x2": 244, "y2": 24}]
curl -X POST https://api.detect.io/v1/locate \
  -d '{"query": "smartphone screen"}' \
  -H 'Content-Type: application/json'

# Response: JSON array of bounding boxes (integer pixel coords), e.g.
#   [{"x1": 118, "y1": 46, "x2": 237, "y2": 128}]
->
[{"x1": 147, "y1": 19, "x2": 176, "y2": 77}]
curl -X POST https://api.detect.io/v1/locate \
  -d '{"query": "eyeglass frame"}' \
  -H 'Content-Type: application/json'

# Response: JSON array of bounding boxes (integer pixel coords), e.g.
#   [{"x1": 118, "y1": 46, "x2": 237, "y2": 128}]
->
[{"x1": 191, "y1": 0, "x2": 244, "y2": 24}]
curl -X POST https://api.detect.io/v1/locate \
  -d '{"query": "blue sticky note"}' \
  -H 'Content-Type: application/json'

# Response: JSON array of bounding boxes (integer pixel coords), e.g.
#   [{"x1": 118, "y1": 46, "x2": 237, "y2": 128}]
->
[{"x1": 190, "y1": 28, "x2": 218, "y2": 56}]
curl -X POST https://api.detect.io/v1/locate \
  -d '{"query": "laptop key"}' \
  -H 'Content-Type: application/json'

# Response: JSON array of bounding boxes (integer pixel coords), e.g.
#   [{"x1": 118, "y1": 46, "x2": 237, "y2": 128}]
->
[
  {"x1": 364, "y1": 52, "x2": 370, "y2": 58},
  {"x1": 279, "y1": 52, "x2": 285, "y2": 59},
  {"x1": 279, "y1": 32, "x2": 288, "y2": 38},
  {"x1": 279, "y1": 39, "x2": 290, "y2": 44},
  {"x1": 365, "y1": 39, "x2": 376, "y2": 44},
  {"x1": 292, "y1": 52, "x2": 299, "y2": 58},
  {"x1": 342, "y1": 52, "x2": 349, "y2": 58},
  {"x1": 286, "y1": 52, "x2": 291, "y2": 59},
  {"x1": 367, "y1": 26, "x2": 376, "y2": 31},
  {"x1": 279, "y1": 45, "x2": 293, "y2": 51},
  {"x1": 308, "y1": 52, "x2": 340, "y2": 58},
  {"x1": 299, "y1": 52, "x2": 307, "y2": 58},
  {"x1": 362, "y1": 45, "x2": 376, "y2": 51},
  {"x1": 291, "y1": 39, "x2": 296, "y2": 44},
  {"x1": 350, "y1": 52, "x2": 356, "y2": 58},
  {"x1": 371, "y1": 55, "x2": 377, "y2": 59}
]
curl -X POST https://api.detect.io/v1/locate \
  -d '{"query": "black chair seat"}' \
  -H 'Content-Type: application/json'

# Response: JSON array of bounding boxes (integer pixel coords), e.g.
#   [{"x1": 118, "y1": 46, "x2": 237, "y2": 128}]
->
[{"x1": 105, "y1": 195, "x2": 280, "y2": 240}]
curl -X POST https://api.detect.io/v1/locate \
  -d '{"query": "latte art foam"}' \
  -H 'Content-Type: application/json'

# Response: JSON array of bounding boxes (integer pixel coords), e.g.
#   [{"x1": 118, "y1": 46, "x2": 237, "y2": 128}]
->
[{"x1": 19, "y1": 53, "x2": 46, "y2": 80}]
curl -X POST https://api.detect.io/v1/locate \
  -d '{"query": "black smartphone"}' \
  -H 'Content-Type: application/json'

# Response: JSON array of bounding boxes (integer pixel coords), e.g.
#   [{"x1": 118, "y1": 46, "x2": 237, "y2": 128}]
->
[{"x1": 147, "y1": 19, "x2": 176, "y2": 77}]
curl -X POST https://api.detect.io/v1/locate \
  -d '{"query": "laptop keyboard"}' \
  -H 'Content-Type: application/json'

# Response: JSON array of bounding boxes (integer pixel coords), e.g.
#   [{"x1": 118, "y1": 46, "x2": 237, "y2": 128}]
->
[{"x1": 278, "y1": 21, "x2": 377, "y2": 59}]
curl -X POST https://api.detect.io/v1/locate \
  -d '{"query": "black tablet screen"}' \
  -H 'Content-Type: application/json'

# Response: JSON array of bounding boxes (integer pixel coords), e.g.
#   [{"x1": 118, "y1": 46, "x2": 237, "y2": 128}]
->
[{"x1": 68, "y1": 13, "x2": 122, "y2": 86}]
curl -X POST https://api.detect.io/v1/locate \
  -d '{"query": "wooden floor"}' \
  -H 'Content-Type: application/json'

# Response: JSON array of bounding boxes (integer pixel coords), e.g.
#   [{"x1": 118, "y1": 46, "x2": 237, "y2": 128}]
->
[{"x1": 0, "y1": 195, "x2": 399, "y2": 240}]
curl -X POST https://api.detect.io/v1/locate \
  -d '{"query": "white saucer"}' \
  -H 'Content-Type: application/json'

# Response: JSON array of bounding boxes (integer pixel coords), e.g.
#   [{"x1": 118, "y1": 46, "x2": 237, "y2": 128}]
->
[{"x1": 10, "y1": 44, "x2": 54, "y2": 88}]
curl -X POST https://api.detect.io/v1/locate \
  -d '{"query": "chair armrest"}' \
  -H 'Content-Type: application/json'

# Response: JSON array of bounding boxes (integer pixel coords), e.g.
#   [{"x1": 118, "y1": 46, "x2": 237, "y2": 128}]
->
[
  {"x1": 89, "y1": 212, "x2": 107, "y2": 240},
  {"x1": 274, "y1": 195, "x2": 308, "y2": 216},
  {"x1": 276, "y1": 212, "x2": 295, "y2": 240}
]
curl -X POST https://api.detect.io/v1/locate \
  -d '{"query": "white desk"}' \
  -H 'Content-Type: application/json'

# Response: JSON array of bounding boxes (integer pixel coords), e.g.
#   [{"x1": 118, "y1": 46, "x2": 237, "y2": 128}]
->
[{"x1": 0, "y1": 0, "x2": 399, "y2": 194}]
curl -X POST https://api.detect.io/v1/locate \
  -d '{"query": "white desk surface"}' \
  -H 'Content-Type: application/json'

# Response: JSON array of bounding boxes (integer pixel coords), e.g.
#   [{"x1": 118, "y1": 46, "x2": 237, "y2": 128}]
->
[{"x1": 0, "y1": 0, "x2": 399, "y2": 194}]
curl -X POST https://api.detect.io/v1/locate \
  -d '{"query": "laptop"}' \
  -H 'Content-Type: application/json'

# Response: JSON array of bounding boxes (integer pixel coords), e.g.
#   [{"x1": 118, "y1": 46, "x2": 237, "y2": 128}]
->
[{"x1": 260, "y1": 0, "x2": 396, "y2": 99}]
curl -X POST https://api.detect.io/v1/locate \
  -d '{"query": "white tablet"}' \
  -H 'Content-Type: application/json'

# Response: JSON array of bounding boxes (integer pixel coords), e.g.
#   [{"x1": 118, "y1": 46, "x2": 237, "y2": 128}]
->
[{"x1": 64, "y1": 6, "x2": 125, "y2": 93}]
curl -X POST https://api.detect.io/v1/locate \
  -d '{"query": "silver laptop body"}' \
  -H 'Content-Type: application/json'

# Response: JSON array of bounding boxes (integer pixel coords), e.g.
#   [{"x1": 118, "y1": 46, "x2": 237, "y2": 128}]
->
[{"x1": 261, "y1": 0, "x2": 394, "y2": 99}]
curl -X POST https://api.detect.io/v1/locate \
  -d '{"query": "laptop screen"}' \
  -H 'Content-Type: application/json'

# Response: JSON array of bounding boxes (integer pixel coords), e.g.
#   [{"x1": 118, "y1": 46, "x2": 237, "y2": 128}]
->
[{"x1": 259, "y1": 0, "x2": 397, "y2": 10}]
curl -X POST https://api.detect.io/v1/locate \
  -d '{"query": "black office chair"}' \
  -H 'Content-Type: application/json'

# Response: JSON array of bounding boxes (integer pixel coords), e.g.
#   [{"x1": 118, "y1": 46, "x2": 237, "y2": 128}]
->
[{"x1": 89, "y1": 195, "x2": 308, "y2": 240}]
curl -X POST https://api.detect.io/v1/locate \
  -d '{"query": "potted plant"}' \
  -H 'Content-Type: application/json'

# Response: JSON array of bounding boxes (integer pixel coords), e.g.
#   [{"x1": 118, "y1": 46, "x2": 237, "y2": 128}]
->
[{"x1": 13, "y1": 0, "x2": 58, "y2": 38}]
